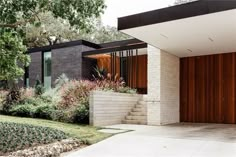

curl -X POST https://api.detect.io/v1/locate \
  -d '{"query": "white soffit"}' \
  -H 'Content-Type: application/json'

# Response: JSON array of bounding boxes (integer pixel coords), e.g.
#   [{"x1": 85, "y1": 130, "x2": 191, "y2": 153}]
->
[{"x1": 121, "y1": 9, "x2": 236, "y2": 58}]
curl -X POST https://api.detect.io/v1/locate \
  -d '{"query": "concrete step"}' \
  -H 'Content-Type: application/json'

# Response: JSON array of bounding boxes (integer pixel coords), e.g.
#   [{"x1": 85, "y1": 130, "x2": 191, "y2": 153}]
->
[
  {"x1": 129, "y1": 111, "x2": 147, "y2": 116},
  {"x1": 122, "y1": 119, "x2": 147, "y2": 125},
  {"x1": 132, "y1": 108, "x2": 146, "y2": 112},
  {"x1": 135, "y1": 104, "x2": 146, "y2": 109},
  {"x1": 139, "y1": 95, "x2": 148, "y2": 101},
  {"x1": 125, "y1": 115, "x2": 147, "y2": 121},
  {"x1": 137, "y1": 101, "x2": 147, "y2": 106}
]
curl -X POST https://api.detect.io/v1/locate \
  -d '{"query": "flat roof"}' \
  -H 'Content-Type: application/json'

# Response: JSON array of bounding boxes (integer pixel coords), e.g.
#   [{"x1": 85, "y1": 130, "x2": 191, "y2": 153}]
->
[
  {"x1": 83, "y1": 39, "x2": 147, "y2": 57},
  {"x1": 118, "y1": 0, "x2": 236, "y2": 30},
  {"x1": 27, "y1": 39, "x2": 143, "y2": 53},
  {"x1": 28, "y1": 40, "x2": 100, "y2": 53}
]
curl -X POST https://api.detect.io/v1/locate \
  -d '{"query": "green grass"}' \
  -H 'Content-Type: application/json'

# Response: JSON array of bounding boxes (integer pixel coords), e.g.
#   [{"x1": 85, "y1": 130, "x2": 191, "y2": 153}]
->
[
  {"x1": 0, "y1": 122, "x2": 68, "y2": 155},
  {"x1": 0, "y1": 115, "x2": 112, "y2": 145}
]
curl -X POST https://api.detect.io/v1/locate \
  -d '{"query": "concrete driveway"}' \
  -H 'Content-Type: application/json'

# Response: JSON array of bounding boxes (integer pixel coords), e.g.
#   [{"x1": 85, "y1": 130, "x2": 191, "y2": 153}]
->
[{"x1": 66, "y1": 123, "x2": 236, "y2": 157}]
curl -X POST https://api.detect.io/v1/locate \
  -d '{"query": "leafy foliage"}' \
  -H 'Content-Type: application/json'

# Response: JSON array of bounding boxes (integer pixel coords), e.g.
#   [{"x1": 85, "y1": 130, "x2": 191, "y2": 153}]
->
[
  {"x1": 59, "y1": 80, "x2": 96, "y2": 109},
  {"x1": 75, "y1": 104, "x2": 89, "y2": 124},
  {"x1": 3, "y1": 89, "x2": 21, "y2": 112},
  {"x1": 1, "y1": 73, "x2": 137, "y2": 124},
  {"x1": 0, "y1": 30, "x2": 30, "y2": 81},
  {"x1": 54, "y1": 73, "x2": 69, "y2": 89},
  {"x1": 79, "y1": 20, "x2": 132, "y2": 44},
  {"x1": 0, "y1": 0, "x2": 106, "y2": 31},
  {"x1": 34, "y1": 79, "x2": 45, "y2": 96},
  {"x1": 0, "y1": 122, "x2": 67, "y2": 155},
  {"x1": 9, "y1": 104, "x2": 35, "y2": 117},
  {"x1": 25, "y1": 13, "x2": 131, "y2": 48}
]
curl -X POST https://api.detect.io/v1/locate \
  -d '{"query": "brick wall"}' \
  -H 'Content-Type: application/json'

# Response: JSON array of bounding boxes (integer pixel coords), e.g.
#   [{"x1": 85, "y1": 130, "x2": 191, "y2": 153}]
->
[
  {"x1": 29, "y1": 51, "x2": 42, "y2": 86},
  {"x1": 51, "y1": 45, "x2": 83, "y2": 83},
  {"x1": 89, "y1": 91, "x2": 143, "y2": 126},
  {"x1": 82, "y1": 46, "x2": 97, "y2": 80},
  {"x1": 27, "y1": 45, "x2": 96, "y2": 87}
]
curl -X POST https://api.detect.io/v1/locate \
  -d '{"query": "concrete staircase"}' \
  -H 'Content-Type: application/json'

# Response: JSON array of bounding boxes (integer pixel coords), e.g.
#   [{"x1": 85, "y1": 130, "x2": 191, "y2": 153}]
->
[{"x1": 122, "y1": 97, "x2": 147, "y2": 125}]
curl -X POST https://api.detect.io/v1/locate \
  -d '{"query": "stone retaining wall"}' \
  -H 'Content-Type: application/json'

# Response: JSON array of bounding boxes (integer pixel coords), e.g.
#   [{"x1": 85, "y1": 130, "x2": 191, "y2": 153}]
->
[{"x1": 89, "y1": 91, "x2": 143, "y2": 126}]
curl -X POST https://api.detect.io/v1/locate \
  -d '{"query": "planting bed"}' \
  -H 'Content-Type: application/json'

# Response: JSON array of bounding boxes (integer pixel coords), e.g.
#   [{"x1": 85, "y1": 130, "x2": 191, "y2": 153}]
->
[{"x1": 0, "y1": 122, "x2": 68, "y2": 156}]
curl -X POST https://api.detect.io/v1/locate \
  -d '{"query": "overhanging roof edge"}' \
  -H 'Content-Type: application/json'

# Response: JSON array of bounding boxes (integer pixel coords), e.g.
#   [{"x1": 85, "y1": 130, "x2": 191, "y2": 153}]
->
[{"x1": 118, "y1": 0, "x2": 236, "y2": 30}]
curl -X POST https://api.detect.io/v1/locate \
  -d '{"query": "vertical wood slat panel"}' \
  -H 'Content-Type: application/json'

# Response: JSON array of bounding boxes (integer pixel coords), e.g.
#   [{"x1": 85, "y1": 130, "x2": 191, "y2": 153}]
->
[{"x1": 180, "y1": 52, "x2": 236, "y2": 124}]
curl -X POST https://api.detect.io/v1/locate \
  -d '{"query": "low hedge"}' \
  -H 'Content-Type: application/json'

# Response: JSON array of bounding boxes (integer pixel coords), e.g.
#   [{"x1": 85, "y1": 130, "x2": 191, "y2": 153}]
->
[{"x1": 5, "y1": 101, "x2": 89, "y2": 124}]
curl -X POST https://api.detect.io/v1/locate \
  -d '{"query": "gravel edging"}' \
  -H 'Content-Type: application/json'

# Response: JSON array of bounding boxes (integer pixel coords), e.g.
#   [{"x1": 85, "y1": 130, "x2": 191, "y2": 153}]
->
[{"x1": 2, "y1": 139, "x2": 81, "y2": 157}]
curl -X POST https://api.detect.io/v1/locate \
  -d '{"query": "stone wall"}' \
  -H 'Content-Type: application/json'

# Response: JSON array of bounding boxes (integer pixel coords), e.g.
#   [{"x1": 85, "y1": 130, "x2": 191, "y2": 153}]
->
[
  {"x1": 160, "y1": 51, "x2": 180, "y2": 125},
  {"x1": 147, "y1": 45, "x2": 180, "y2": 125},
  {"x1": 147, "y1": 45, "x2": 161, "y2": 125},
  {"x1": 89, "y1": 91, "x2": 143, "y2": 126}
]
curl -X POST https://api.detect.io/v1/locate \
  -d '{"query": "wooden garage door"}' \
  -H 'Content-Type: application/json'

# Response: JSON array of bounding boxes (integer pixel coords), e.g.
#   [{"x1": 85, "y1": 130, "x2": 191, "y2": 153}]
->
[{"x1": 180, "y1": 52, "x2": 236, "y2": 124}]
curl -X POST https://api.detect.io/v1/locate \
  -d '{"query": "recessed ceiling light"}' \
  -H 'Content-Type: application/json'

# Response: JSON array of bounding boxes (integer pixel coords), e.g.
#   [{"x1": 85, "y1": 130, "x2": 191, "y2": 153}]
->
[
  {"x1": 208, "y1": 37, "x2": 214, "y2": 42},
  {"x1": 160, "y1": 34, "x2": 168, "y2": 39},
  {"x1": 187, "y1": 49, "x2": 193, "y2": 53}
]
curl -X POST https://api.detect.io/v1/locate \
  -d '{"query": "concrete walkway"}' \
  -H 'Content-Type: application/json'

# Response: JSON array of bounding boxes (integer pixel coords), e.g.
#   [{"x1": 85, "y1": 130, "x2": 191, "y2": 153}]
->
[{"x1": 65, "y1": 123, "x2": 236, "y2": 157}]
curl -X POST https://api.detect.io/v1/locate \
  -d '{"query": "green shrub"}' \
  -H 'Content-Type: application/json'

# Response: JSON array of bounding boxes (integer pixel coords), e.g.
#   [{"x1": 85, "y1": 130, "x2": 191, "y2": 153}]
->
[
  {"x1": 116, "y1": 86, "x2": 137, "y2": 94},
  {"x1": 51, "y1": 109, "x2": 65, "y2": 122},
  {"x1": 34, "y1": 79, "x2": 45, "y2": 96},
  {"x1": 59, "y1": 80, "x2": 96, "y2": 109},
  {"x1": 9, "y1": 105, "x2": 36, "y2": 117},
  {"x1": 34, "y1": 104, "x2": 56, "y2": 119},
  {"x1": 51, "y1": 109, "x2": 76, "y2": 123},
  {"x1": 75, "y1": 104, "x2": 89, "y2": 124}
]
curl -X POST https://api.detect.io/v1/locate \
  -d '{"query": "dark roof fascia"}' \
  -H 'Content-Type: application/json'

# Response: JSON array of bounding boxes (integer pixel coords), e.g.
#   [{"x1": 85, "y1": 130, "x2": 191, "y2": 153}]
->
[
  {"x1": 82, "y1": 43, "x2": 147, "y2": 57},
  {"x1": 28, "y1": 40, "x2": 100, "y2": 53},
  {"x1": 118, "y1": 0, "x2": 236, "y2": 30},
  {"x1": 99, "y1": 38, "x2": 143, "y2": 48}
]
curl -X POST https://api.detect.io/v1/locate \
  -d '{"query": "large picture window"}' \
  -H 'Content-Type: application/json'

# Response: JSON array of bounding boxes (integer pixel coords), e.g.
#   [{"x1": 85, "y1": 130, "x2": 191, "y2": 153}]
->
[{"x1": 43, "y1": 51, "x2": 51, "y2": 89}]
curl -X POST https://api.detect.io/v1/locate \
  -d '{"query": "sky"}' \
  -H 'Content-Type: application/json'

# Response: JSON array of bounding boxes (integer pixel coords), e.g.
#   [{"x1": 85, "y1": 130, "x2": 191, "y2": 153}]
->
[{"x1": 102, "y1": 0, "x2": 176, "y2": 27}]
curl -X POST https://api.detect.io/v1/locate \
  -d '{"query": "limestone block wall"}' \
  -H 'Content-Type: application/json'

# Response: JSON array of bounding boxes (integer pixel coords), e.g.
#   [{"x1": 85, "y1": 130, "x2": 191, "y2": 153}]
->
[
  {"x1": 160, "y1": 51, "x2": 180, "y2": 125},
  {"x1": 147, "y1": 45, "x2": 161, "y2": 125},
  {"x1": 89, "y1": 91, "x2": 143, "y2": 126},
  {"x1": 147, "y1": 45, "x2": 180, "y2": 125}
]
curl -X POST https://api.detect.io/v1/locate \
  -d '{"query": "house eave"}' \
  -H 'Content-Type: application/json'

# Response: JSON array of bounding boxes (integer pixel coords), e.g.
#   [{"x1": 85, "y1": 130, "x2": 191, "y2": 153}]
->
[{"x1": 118, "y1": 0, "x2": 236, "y2": 30}]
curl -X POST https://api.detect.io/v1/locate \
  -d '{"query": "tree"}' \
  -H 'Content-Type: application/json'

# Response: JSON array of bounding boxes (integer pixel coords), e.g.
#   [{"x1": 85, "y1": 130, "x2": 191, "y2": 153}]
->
[
  {"x1": 26, "y1": 14, "x2": 131, "y2": 47},
  {"x1": 25, "y1": 12, "x2": 81, "y2": 48},
  {"x1": 0, "y1": 0, "x2": 106, "y2": 82},
  {"x1": 80, "y1": 20, "x2": 132, "y2": 44},
  {"x1": 0, "y1": 30, "x2": 30, "y2": 82},
  {"x1": 174, "y1": 0, "x2": 197, "y2": 5},
  {"x1": 0, "y1": 0, "x2": 106, "y2": 31}
]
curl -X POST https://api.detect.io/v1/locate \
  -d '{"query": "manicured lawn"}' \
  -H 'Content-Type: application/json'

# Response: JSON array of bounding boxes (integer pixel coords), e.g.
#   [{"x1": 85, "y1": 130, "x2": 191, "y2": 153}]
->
[{"x1": 0, "y1": 115, "x2": 111, "y2": 145}]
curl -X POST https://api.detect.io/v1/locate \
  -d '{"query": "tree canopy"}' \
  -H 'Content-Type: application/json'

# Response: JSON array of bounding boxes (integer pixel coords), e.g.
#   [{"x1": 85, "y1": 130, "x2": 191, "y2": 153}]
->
[
  {"x1": 0, "y1": 30, "x2": 30, "y2": 81},
  {"x1": 0, "y1": 0, "x2": 106, "y2": 82},
  {"x1": 25, "y1": 13, "x2": 131, "y2": 47},
  {"x1": 0, "y1": 0, "x2": 106, "y2": 31}
]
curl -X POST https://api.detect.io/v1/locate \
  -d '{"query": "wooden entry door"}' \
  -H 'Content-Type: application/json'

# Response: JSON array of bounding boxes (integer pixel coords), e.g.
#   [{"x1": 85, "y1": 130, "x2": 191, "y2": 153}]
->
[{"x1": 180, "y1": 53, "x2": 236, "y2": 124}]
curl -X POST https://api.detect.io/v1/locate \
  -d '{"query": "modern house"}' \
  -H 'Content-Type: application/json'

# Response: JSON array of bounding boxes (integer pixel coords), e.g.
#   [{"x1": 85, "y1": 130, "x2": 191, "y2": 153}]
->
[
  {"x1": 26, "y1": 39, "x2": 148, "y2": 93},
  {"x1": 26, "y1": 0, "x2": 236, "y2": 126},
  {"x1": 117, "y1": 0, "x2": 236, "y2": 125}
]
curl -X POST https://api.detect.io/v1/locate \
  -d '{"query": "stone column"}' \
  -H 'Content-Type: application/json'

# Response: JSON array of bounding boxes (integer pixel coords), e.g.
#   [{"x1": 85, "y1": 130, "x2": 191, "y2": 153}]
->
[
  {"x1": 147, "y1": 45, "x2": 161, "y2": 125},
  {"x1": 147, "y1": 45, "x2": 180, "y2": 125}
]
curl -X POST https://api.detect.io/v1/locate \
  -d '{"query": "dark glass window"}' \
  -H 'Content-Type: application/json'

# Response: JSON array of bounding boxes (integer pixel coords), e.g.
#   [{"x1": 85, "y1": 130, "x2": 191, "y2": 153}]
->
[{"x1": 43, "y1": 51, "x2": 51, "y2": 89}]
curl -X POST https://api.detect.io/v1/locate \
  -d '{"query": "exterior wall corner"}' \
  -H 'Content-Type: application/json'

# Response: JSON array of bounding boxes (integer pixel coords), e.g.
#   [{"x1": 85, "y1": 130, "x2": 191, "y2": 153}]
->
[{"x1": 147, "y1": 45, "x2": 180, "y2": 126}]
